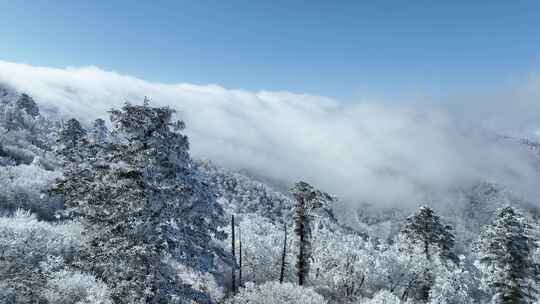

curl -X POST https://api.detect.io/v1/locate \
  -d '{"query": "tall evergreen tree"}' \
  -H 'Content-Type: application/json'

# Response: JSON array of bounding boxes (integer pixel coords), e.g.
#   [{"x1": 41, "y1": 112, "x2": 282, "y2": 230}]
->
[
  {"x1": 1, "y1": 93, "x2": 41, "y2": 134},
  {"x1": 90, "y1": 118, "x2": 108, "y2": 144},
  {"x1": 476, "y1": 206, "x2": 539, "y2": 304},
  {"x1": 58, "y1": 118, "x2": 87, "y2": 148},
  {"x1": 290, "y1": 181, "x2": 332, "y2": 286},
  {"x1": 51, "y1": 102, "x2": 227, "y2": 304},
  {"x1": 401, "y1": 206, "x2": 456, "y2": 262},
  {"x1": 15, "y1": 93, "x2": 39, "y2": 117},
  {"x1": 56, "y1": 118, "x2": 88, "y2": 169},
  {"x1": 400, "y1": 206, "x2": 456, "y2": 302}
]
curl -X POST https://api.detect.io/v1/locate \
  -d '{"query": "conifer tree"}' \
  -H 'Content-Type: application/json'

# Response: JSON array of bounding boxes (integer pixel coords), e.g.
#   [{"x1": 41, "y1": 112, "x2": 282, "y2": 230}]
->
[
  {"x1": 15, "y1": 93, "x2": 39, "y2": 117},
  {"x1": 90, "y1": 118, "x2": 108, "y2": 144},
  {"x1": 400, "y1": 206, "x2": 456, "y2": 302},
  {"x1": 476, "y1": 206, "x2": 539, "y2": 304},
  {"x1": 401, "y1": 206, "x2": 456, "y2": 262},
  {"x1": 58, "y1": 118, "x2": 87, "y2": 148},
  {"x1": 51, "y1": 102, "x2": 227, "y2": 304},
  {"x1": 290, "y1": 181, "x2": 332, "y2": 286}
]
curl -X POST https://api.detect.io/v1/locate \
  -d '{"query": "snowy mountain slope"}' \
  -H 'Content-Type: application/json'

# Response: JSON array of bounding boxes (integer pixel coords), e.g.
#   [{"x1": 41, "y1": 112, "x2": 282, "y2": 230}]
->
[
  {"x1": 2, "y1": 86, "x2": 540, "y2": 303},
  {"x1": 0, "y1": 87, "x2": 62, "y2": 220},
  {"x1": 2, "y1": 85, "x2": 539, "y2": 234},
  {"x1": 195, "y1": 160, "x2": 294, "y2": 221},
  {"x1": 195, "y1": 160, "x2": 354, "y2": 237},
  {"x1": 0, "y1": 86, "x2": 57, "y2": 167}
]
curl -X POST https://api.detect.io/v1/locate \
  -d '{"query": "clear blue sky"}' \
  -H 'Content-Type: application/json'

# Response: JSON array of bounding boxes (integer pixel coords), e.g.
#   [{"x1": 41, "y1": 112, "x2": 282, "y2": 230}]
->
[{"x1": 1, "y1": 1, "x2": 539, "y2": 99}]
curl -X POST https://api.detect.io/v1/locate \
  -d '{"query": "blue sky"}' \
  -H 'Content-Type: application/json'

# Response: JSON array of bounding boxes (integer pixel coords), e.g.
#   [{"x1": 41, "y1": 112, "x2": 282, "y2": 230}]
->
[{"x1": 1, "y1": 1, "x2": 539, "y2": 100}]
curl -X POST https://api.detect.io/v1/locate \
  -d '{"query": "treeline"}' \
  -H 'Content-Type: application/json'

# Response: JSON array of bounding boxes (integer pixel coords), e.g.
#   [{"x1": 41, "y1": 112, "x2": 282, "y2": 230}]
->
[{"x1": 224, "y1": 187, "x2": 540, "y2": 304}]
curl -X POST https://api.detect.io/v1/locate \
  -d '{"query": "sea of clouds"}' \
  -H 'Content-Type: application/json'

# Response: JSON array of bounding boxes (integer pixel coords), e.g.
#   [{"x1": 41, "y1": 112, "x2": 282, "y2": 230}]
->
[{"x1": 1, "y1": 60, "x2": 539, "y2": 208}]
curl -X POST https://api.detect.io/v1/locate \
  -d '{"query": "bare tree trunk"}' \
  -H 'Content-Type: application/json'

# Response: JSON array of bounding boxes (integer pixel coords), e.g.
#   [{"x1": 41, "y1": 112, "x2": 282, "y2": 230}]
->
[
  {"x1": 279, "y1": 223, "x2": 287, "y2": 283},
  {"x1": 296, "y1": 198, "x2": 307, "y2": 286},
  {"x1": 239, "y1": 224, "x2": 243, "y2": 288},
  {"x1": 424, "y1": 238, "x2": 430, "y2": 261},
  {"x1": 231, "y1": 215, "x2": 236, "y2": 294}
]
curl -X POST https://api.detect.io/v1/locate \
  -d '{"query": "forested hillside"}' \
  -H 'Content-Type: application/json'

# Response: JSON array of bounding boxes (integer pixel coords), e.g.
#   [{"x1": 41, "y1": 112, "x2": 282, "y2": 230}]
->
[{"x1": 2, "y1": 86, "x2": 540, "y2": 303}]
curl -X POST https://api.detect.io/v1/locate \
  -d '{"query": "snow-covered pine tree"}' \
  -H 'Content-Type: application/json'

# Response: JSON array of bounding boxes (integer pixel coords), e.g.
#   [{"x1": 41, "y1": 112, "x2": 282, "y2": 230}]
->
[
  {"x1": 399, "y1": 206, "x2": 457, "y2": 302},
  {"x1": 55, "y1": 117, "x2": 88, "y2": 172},
  {"x1": 15, "y1": 93, "x2": 40, "y2": 117},
  {"x1": 0, "y1": 91, "x2": 57, "y2": 166},
  {"x1": 89, "y1": 118, "x2": 108, "y2": 144},
  {"x1": 290, "y1": 181, "x2": 332, "y2": 286},
  {"x1": 58, "y1": 118, "x2": 87, "y2": 148},
  {"x1": 1, "y1": 91, "x2": 44, "y2": 137},
  {"x1": 400, "y1": 206, "x2": 456, "y2": 262},
  {"x1": 51, "y1": 102, "x2": 227, "y2": 304},
  {"x1": 1, "y1": 98, "x2": 24, "y2": 133},
  {"x1": 476, "y1": 206, "x2": 539, "y2": 304}
]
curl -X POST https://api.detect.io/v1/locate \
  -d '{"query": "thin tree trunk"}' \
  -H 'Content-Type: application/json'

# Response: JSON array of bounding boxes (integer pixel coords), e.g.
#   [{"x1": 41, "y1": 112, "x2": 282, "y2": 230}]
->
[
  {"x1": 296, "y1": 198, "x2": 306, "y2": 286},
  {"x1": 424, "y1": 239, "x2": 430, "y2": 261},
  {"x1": 280, "y1": 223, "x2": 287, "y2": 283},
  {"x1": 239, "y1": 224, "x2": 243, "y2": 288},
  {"x1": 358, "y1": 274, "x2": 365, "y2": 293},
  {"x1": 231, "y1": 215, "x2": 236, "y2": 294}
]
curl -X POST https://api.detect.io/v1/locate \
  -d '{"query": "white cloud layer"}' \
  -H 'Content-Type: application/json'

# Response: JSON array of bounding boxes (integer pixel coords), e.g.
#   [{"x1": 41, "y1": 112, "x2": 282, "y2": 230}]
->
[{"x1": 0, "y1": 60, "x2": 539, "y2": 208}]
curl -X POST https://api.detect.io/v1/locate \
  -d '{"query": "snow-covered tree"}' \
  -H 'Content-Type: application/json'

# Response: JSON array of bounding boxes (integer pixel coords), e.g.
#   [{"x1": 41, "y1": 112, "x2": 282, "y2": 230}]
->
[
  {"x1": 428, "y1": 259, "x2": 474, "y2": 304},
  {"x1": 356, "y1": 290, "x2": 402, "y2": 304},
  {"x1": 42, "y1": 269, "x2": 112, "y2": 304},
  {"x1": 0, "y1": 162, "x2": 62, "y2": 220},
  {"x1": 196, "y1": 160, "x2": 294, "y2": 220},
  {"x1": 0, "y1": 90, "x2": 57, "y2": 166},
  {"x1": 51, "y1": 102, "x2": 228, "y2": 303},
  {"x1": 89, "y1": 118, "x2": 108, "y2": 144},
  {"x1": 290, "y1": 181, "x2": 333, "y2": 286},
  {"x1": 400, "y1": 206, "x2": 456, "y2": 262},
  {"x1": 168, "y1": 258, "x2": 225, "y2": 302},
  {"x1": 475, "y1": 206, "x2": 539, "y2": 303},
  {"x1": 226, "y1": 281, "x2": 327, "y2": 304},
  {"x1": 369, "y1": 242, "x2": 433, "y2": 302},
  {"x1": 0, "y1": 210, "x2": 98, "y2": 303},
  {"x1": 58, "y1": 118, "x2": 86, "y2": 149},
  {"x1": 309, "y1": 226, "x2": 370, "y2": 300},
  {"x1": 16, "y1": 93, "x2": 40, "y2": 117},
  {"x1": 222, "y1": 214, "x2": 296, "y2": 285},
  {"x1": 399, "y1": 206, "x2": 457, "y2": 302}
]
